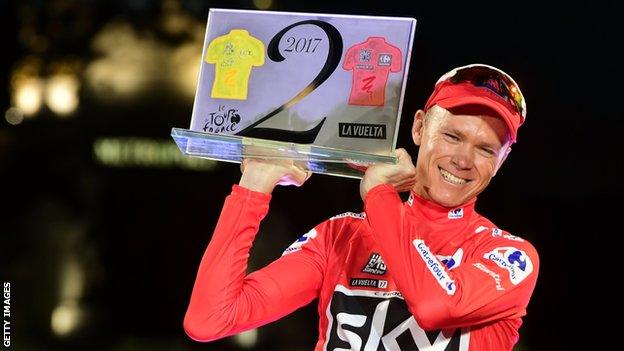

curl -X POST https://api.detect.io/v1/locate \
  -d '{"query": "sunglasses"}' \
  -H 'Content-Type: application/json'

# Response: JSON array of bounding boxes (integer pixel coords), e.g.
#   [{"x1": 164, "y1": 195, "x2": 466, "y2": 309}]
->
[{"x1": 437, "y1": 64, "x2": 526, "y2": 121}]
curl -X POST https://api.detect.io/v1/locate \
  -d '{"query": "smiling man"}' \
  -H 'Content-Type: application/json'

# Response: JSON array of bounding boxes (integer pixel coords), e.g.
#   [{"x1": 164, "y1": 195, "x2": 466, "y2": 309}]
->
[{"x1": 184, "y1": 64, "x2": 539, "y2": 350}]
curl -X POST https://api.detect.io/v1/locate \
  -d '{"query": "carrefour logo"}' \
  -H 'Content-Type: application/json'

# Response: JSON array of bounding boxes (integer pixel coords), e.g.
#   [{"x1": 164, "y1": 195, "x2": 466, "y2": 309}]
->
[
  {"x1": 484, "y1": 247, "x2": 533, "y2": 285},
  {"x1": 413, "y1": 239, "x2": 456, "y2": 295},
  {"x1": 447, "y1": 208, "x2": 463, "y2": 219}
]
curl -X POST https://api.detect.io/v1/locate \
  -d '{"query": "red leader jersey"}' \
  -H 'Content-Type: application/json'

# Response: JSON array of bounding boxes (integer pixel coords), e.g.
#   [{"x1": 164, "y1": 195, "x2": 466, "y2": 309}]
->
[
  {"x1": 343, "y1": 37, "x2": 403, "y2": 106},
  {"x1": 184, "y1": 184, "x2": 539, "y2": 350}
]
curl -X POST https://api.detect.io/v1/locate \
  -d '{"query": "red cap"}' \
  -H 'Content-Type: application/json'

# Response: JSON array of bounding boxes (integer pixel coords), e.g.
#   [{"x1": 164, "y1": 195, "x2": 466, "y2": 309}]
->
[{"x1": 424, "y1": 65, "x2": 526, "y2": 143}]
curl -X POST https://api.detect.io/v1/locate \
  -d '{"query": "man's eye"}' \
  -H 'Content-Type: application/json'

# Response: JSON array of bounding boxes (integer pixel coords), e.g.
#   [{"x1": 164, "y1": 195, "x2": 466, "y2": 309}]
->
[
  {"x1": 443, "y1": 133, "x2": 460, "y2": 141},
  {"x1": 479, "y1": 147, "x2": 496, "y2": 156}
]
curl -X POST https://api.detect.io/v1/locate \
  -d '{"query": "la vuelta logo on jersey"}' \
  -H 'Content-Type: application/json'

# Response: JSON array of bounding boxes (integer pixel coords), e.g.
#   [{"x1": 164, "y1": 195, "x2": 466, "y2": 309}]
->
[{"x1": 324, "y1": 285, "x2": 470, "y2": 350}]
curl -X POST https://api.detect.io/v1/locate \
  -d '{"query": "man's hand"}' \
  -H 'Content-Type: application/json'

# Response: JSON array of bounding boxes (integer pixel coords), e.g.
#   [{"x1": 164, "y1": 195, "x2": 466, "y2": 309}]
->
[
  {"x1": 360, "y1": 148, "x2": 417, "y2": 200},
  {"x1": 239, "y1": 158, "x2": 312, "y2": 194}
]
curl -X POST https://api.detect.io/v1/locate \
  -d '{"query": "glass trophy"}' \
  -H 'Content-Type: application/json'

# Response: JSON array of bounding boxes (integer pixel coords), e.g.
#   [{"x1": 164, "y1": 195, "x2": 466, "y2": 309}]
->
[{"x1": 171, "y1": 8, "x2": 417, "y2": 178}]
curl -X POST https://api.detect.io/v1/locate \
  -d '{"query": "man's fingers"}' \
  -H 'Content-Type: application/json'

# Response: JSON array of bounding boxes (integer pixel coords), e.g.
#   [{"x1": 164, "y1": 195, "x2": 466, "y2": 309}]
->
[
  {"x1": 395, "y1": 148, "x2": 412, "y2": 163},
  {"x1": 274, "y1": 162, "x2": 312, "y2": 187}
]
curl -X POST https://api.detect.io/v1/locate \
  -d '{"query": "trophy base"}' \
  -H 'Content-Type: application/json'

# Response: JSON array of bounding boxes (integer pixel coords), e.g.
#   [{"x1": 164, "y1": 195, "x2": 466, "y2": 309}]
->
[{"x1": 171, "y1": 128, "x2": 397, "y2": 179}]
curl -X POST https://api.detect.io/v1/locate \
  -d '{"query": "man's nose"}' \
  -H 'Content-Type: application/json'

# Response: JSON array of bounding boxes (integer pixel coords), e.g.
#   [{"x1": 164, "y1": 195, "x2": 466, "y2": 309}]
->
[{"x1": 450, "y1": 145, "x2": 474, "y2": 170}]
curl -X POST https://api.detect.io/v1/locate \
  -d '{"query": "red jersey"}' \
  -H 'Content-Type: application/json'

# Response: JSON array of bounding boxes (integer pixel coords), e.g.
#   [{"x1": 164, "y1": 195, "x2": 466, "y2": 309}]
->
[
  {"x1": 184, "y1": 184, "x2": 539, "y2": 350},
  {"x1": 343, "y1": 37, "x2": 403, "y2": 106}
]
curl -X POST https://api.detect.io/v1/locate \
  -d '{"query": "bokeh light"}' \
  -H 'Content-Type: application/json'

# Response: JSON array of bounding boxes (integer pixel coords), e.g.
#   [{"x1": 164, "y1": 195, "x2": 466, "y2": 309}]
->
[{"x1": 45, "y1": 74, "x2": 80, "y2": 116}]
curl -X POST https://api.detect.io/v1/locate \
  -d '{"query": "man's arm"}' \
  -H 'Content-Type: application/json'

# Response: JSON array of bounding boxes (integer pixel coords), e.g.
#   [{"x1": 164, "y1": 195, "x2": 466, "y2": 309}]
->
[
  {"x1": 183, "y1": 160, "x2": 323, "y2": 341},
  {"x1": 360, "y1": 151, "x2": 539, "y2": 330},
  {"x1": 364, "y1": 184, "x2": 539, "y2": 330}
]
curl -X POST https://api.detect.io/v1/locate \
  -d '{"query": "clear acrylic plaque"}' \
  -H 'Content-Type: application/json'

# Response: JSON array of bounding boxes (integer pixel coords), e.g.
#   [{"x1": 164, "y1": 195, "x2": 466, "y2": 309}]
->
[{"x1": 172, "y1": 9, "x2": 416, "y2": 178}]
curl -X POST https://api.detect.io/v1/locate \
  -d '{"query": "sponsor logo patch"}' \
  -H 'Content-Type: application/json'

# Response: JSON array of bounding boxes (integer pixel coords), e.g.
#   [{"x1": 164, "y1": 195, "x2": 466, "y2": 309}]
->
[
  {"x1": 330, "y1": 212, "x2": 366, "y2": 220},
  {"x1": 361, "y1": 253, "x2": 387, "y2": 275},
  {"x1": 325, "y1": 285, "x2": 469, "y2": 350},
  {"x1": 484, "y1": 247, "x2": 533, "y2": 285},
  {"x1": 413, "y1": 239, "x2": 456, "y2": 295},
  {"x1": 473, "y1": 263, "x2": 505, "y2": 291},
  {"x1": 378, "y1": 53, "x2": 392, "y2": 66},
  {"x1": 436, "y1": 248, "x2": 464, "y2": 270},
  {"x1": 359, "y1": 49, "x2": 371, "y2": 62},
  {"x1": 448, "y1": 208, "x2": 464, "y2": 219},
  {"x1": 282, "y1": 229, "x2": 317, "y2": 255},
  {"x1": 491, "y1": 228, "x2": 525, "y2": 242}
]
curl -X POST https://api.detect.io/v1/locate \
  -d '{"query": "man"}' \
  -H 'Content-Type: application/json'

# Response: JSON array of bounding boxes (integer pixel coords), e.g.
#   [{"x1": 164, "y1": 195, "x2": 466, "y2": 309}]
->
[{"x1": 183, "y1": 64, "x2": 539, "y2": 350}]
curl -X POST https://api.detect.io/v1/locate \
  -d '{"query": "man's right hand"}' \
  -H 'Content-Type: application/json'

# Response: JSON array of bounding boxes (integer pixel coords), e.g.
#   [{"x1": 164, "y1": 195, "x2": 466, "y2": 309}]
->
[
  {"x1": 359, "y1": 148, "x2": 417, "y2": 200},
  {"x1": 239, "y1": 158, "x2": 312, "y2": 194}
]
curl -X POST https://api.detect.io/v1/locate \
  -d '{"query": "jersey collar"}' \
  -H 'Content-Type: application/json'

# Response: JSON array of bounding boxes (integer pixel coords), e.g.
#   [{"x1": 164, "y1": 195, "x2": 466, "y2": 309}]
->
[{"x1": 406, "y1": 191, "x2": 477, "y2": 223}]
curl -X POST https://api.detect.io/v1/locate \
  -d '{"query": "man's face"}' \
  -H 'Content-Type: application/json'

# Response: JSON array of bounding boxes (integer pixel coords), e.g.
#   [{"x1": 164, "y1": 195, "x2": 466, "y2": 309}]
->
[{"x1": 412, "y1": 106, "x2": 512, "y2": 208}]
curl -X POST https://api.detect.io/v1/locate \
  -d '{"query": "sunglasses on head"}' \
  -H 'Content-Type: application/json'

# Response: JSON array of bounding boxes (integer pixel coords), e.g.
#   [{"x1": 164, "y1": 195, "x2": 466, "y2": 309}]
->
[{"x1": 437, "y1": 64, "x2": 526, "y2": 121}]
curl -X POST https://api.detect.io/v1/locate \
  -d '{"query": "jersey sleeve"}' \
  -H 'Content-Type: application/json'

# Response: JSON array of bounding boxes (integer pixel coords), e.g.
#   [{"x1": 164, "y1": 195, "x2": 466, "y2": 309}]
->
[
  {"x1": 364, "y1": 184, "x2": 539, "y2": 330},
  {"x1": 251, "y1": 37, "x2": 265, "y2": 67},
  {"x1": 390, "y1": 44, "x2": 403, "y2": 72},
  {"x1": 183, "y1": 185, "x2": 328, "y2": 341}
]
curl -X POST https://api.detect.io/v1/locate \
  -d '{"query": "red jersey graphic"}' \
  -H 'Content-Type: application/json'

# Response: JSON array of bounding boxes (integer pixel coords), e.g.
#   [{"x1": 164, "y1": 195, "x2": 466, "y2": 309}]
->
[
  {"x1": 184, "y1": 184, "x2": 539, "y2": 350},
  {"x1": 343, "y1": 37, "x2": 403, "y2": 106}
]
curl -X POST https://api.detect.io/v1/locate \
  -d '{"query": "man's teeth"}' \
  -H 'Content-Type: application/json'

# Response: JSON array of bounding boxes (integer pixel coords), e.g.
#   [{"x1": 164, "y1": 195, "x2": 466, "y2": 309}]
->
[{"x1": 439, "y1": 168, "x2": 468, "y2": 185}]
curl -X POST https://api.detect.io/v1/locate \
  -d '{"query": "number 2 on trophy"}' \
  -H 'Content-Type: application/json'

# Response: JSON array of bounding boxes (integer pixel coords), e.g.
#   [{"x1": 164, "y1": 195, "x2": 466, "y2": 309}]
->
[{"x1": 235, "y1": 20, "x2": 343, "y2": 144}]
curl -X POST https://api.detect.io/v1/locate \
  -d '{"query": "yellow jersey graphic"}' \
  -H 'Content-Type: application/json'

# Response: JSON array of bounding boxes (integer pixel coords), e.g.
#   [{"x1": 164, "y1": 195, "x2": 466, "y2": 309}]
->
[{"x1": 206, "y1": 29, "x2": 265, "y2": 100}]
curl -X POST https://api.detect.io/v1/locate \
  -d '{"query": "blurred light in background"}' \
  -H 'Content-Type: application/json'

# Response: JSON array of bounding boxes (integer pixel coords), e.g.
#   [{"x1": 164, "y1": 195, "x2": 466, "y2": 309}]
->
[
  {"x1": 85, "y1": 20, "x2": 160, "y2": 99},
  {"x1": 13, "y1": 77, "x2": 44, "y2": 116},
  {"x1": 51, "y1": 301, "x2": 83, "y2": 337},
  {"x1": 234, "y1": 329, "x2": 258, "y2": 349},
  {"x1": 10, "y1": 57, "x2": 44, "y2": 116},
  {"x1": 45, "y1": 73, "x2": 80, "y2": 116},
  {"x1": 93, "y1": 137, "x2": 218, "y2": 170},
  {"x1": 5, "y1": 107, "x2": 25, "y2": 125},
  {"x1": 51, "y1": 257, "x2": 86, "y2": 337},
  {"x1": 59, "y1": 257, "x2": 85, "y2": 300},
  {"x1": 84, "y1": 16, "x2": 205, "y2": 101},
  {"x1": 9, "y1": 57, "x2": 82, "y2": 119},
  {"x1": 169, "y1": 42, "x2": 202, "y2": 99},
  {"x1": 253, "y1": 0, "x2": 273, "y2": 10},
  {"x1": 160, "y1": 0, "x2": 194, "y2": 36}
]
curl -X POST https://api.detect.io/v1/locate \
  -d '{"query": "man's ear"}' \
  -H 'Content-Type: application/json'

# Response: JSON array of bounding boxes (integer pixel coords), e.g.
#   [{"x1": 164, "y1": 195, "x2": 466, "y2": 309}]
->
[
  {"x1": 412, "y1": 109, "x2": 426, "y2": 146},
  {"x1": 492, "y1": 146, "x2": 512, "y2": 177}
]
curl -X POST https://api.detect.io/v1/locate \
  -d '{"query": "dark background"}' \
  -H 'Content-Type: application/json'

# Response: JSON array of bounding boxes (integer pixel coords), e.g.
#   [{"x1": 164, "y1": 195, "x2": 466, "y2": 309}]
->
[{"x1": 1, "y1": 0, "x2": 621, "y2": 350}]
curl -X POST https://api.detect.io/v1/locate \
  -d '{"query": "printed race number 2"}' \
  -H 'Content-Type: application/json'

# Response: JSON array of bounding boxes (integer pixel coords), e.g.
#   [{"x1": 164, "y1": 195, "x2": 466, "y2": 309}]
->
[{"x1": 235, "y1": 20, "x2": 343, "y2": 143}]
